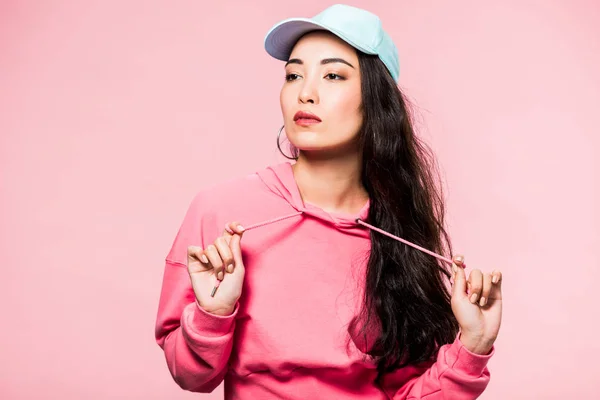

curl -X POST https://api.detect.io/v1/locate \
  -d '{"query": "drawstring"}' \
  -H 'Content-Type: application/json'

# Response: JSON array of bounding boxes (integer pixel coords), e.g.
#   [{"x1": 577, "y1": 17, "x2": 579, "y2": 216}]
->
[
  {"x1": 211, "y1": 211, "x2": 304, "y2": 297},
  {"x1": 211, "y1": 211, "x2": 460, "y2": 297},
  {"x1": 355, "y1": 219, "x2": 454, "y2": 266},
  {"x1": 244, "y1": 211, "x2": 304, "y2": 231}
]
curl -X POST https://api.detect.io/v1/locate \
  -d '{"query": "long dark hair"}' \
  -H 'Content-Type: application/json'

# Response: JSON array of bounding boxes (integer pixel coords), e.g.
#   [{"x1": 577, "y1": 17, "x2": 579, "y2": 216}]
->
[
  {"x1": 357, "y1": 52, "x2": 458, "y2": 376},
  {"x1": 279, "y1": 50, "x2": 458, "y2": 376}
]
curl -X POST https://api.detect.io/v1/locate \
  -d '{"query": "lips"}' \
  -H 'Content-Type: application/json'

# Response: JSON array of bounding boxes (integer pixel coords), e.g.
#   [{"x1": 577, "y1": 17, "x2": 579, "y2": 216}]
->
[{"x1": 293, "y1": 111, "x2": 321, "y2": 122}]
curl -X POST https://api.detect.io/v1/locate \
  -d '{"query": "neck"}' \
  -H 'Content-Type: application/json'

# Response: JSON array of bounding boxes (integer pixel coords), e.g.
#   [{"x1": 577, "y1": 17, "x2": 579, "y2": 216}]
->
[{"x1": 292, "y1": 151, "x2": 368, "y2": 215}]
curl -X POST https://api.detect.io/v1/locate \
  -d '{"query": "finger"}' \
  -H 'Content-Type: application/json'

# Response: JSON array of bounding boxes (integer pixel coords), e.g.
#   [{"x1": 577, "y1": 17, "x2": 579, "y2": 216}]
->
[
  {"x1": 450, "y1": 255, "x2": 462, "y2": 284},
  {"x1": 222, "y1": 222, "x2": 236, "y2": 244},
  {"x1": 468, "y1": 269, "x2": 484, "y2": 304},
  {"x1": 479, "y1": 273, "x2": 493, "y2": 306},
  {"x1": 187, "y1": 245, "x2": 201, "y2": 261},
  {"x1": 453, "y1": 254, "x2": 466, "y2": 268},
  {"x1": 223, "y1": 222, "x2": 245, "y2": 247},
  {"x1": 229, "y1": 233, "x2": 245, "y2": 273},
  {"x1": 492, "y1": 270, "x2": 502, "y2": 285},
  {"x1": 226, "y1": 221, "x2": 246, "y2": 236},
  {"x1": 205, "y1": 244, "x2": 224, "y2": 281},
  {"x1": 215, "y1": 236, "x2": 235, "y2": 274},
  {"x1": 451, "y1": 260, "x2": 468, "y2": 299},
  {"x1": 490, "y1": 270, "x2": 503, "y2": 299},
  {"x1": 187, "y1": 245, "x2": 209, "y2": 265}
]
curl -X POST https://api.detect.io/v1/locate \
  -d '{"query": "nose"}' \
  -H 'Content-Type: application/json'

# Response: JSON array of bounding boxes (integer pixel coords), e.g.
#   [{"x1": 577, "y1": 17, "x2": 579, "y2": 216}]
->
[{"x1": 298, "y1": 78, "x2": 319, "y2": 105}]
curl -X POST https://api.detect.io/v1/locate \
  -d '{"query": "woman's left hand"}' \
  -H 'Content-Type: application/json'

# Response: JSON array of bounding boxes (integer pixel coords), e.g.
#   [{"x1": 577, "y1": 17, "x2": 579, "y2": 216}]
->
[{"x1": 450, "y1": 255, "x2": 503, "y2": 355}]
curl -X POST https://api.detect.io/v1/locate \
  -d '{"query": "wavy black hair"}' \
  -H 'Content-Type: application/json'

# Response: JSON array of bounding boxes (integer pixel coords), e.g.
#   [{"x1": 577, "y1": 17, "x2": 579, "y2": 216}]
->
[{"x1": 279, "y1": 50, "x2": 458, "y2": 377}]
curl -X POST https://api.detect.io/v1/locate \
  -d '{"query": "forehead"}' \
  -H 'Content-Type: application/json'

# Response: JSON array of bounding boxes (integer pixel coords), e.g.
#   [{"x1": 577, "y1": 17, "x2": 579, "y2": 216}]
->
[{"x1": 289, "y1": 31, "x2": 358, "y2": 61}]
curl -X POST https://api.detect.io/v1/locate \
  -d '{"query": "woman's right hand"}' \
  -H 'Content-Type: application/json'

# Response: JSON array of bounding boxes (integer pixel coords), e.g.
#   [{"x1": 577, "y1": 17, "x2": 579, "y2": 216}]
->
[{"x1": 187, "y1": 222, "x2": 246, "y2": 316}]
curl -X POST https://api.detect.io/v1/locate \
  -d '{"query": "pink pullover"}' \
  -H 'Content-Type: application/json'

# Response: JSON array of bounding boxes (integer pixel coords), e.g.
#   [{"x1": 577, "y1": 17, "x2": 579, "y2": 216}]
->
[{"x1": 155, "y1": 162, "x2": 494, "y2": 399}]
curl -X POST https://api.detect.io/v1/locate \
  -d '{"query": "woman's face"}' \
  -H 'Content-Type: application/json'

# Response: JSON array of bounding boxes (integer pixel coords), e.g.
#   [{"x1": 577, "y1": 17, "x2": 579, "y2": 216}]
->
[{"x1": 280, "y1": 31, "x2": 363, "y2": 156}]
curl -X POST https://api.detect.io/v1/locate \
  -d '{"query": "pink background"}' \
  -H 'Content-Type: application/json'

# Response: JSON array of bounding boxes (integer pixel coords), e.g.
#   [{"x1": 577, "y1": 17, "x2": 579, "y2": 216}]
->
[{"x1": 1, "y1": 1, "x2": 599, "y2": 399}]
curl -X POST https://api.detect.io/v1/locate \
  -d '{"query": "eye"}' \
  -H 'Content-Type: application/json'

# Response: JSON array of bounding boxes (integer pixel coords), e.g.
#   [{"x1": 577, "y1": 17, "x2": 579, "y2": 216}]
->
[
  {"x1": 285, "y1": 73, "x2": 300, "y2": 81},
  {"x1": 325, "y1": 73, "x2": 344, "y2": 80}
]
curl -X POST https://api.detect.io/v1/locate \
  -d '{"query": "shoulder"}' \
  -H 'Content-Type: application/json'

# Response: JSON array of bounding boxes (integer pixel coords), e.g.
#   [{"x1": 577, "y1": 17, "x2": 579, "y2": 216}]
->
[
  {"x1": 186, "y1": 162, "x2": 286, "y2": 212},
  {"x1": 167, "y1": 164, "x2": 283, "y2": 261},
  {"x1": 166, "y1": 162, "x2": 294, "y2": 263}
]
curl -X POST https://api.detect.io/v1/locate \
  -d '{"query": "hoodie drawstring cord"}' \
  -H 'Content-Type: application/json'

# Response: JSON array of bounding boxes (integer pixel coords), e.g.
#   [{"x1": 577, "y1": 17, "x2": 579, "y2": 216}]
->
[
  {"x1": 244, "y1": 211, "x2": 304, "y2": 231},
  {"x1": 211, "y1": 212, "x2": 460, "y2": 297},
  {"x1": 211, "y1": 211, "x2": 304, "y2": 297},
  {"x1": 355, "y1": 219, "x2": 454, "y2": 266}
]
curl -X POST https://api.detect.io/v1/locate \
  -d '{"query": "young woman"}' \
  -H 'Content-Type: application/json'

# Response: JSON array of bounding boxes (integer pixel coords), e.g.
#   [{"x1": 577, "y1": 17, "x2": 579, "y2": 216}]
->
[{"x1": 155, "y1": 4, "x2": 503, "y2": 399}]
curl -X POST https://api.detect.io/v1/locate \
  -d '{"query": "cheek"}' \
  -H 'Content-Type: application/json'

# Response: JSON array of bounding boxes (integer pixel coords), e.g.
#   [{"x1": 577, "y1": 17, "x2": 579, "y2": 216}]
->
[
  {"x1": 328, "y1": 89, "x2": 363, "y2": 131},
  {"x1": 280, "y1": 87, "x2": 295, "y2": 119}
]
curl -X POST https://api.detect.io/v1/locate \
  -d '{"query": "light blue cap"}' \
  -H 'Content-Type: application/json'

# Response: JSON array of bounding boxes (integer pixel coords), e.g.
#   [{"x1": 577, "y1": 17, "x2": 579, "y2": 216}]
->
[{"x1": 264, "y1": 4, "x2": 400, "y2": 82}]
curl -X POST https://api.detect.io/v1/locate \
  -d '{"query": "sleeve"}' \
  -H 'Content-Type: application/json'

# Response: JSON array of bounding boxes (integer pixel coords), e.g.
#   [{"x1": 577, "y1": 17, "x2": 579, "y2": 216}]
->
[
  {"x1": 380, "y1": 332, "x2": 494, "y2": 399},
  {"x1": 154, "y1": 192, "x2": 237, "y2": 393}
]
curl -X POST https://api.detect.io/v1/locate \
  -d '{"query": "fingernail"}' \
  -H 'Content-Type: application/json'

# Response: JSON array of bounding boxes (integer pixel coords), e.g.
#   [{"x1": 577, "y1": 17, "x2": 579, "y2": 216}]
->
[
  {"x1": 227, "y1": 264, "x2": 234, "y2": 273},
  {"x1": 470, "y1": 293, "x2": 478, "y2": 304},
  {"x1": 237, "y1": 225, "x2": 245, "y2": 232},
  {"x1": 480, "y1": 297, "x2": 487, "y2": 306},
  {"x1": 492, "y1": 275, "x2": 498, "y2": 284},
  {"x1": 217, "y1": 271, "x2": 224, "y2": 281},
  {"x1": 225, "y1": 224, "x2": 233, "y2": 234},
  {"x1": 200, "y1": 255, "x2": 209, "y2": 264}
]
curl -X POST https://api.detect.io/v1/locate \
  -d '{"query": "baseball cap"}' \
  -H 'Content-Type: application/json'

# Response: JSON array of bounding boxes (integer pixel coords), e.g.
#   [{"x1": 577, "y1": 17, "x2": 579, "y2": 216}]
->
[{"x1": 264, "y1": 4, "x2": 400, "y2": 82}]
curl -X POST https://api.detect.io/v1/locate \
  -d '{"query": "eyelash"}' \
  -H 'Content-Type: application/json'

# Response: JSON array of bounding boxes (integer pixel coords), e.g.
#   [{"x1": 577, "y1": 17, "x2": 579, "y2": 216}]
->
[{"x1": 285, "y1": 73, "x2": 345, "y2": 81}]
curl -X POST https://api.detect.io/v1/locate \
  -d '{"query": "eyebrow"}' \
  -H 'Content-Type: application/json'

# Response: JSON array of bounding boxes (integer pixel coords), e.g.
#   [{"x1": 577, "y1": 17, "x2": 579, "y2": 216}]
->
[{"x1": 285, "y1": 57, "x2": 355, "y2": 69}]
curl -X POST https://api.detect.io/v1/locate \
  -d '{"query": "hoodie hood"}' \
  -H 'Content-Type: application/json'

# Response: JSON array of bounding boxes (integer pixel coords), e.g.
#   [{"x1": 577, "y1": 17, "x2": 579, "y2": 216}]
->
[
  {"x1": 253, "y1": 162, "x2": 456, "y2": 267},
  {"x1": 256, "y1": 162, "x2": 370, "y2": 234}
]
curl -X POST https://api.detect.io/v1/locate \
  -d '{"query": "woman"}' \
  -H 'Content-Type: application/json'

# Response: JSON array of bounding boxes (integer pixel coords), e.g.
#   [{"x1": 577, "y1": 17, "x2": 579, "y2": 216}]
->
[{"x1": 155, "y1": 4, "x2": 502, "y2": 399}]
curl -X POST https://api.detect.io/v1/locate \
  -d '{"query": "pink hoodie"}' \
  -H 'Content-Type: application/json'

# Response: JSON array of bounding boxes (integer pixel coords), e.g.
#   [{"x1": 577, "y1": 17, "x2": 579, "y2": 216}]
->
[{"x1": 155, "y1": 162, "x2": 494, "y2": 399}]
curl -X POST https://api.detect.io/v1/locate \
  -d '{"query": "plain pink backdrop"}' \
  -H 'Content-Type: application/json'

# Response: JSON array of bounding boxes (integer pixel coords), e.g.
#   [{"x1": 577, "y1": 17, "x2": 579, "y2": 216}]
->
[{"x1": 1, "y1": 1, "x2": 599, "y2": 399}]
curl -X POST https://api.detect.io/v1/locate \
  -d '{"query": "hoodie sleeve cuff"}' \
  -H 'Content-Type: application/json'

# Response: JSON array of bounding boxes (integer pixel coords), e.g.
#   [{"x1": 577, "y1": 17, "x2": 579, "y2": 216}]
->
[
  {"x1": 181, "y1": 300, "x2": 239, "y2": 338},
  {"x1": 446, "y1": 332, "x2": 495, "y2": 377}
]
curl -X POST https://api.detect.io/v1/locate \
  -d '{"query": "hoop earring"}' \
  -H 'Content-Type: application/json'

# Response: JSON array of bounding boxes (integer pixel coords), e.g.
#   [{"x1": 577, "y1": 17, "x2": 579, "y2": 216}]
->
[{"x1": 277, "y1": 125, "x2": 297, "y2": 160}]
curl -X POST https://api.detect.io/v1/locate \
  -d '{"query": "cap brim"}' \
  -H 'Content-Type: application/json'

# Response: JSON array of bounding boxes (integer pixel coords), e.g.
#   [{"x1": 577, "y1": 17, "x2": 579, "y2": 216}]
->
[{"x1": 264, "y1": 18, "x2": 376, "y2": 61}]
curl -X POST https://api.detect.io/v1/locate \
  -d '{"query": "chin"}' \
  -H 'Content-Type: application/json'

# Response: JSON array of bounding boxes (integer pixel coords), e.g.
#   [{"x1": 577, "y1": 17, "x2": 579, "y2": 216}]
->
[
  {"x1": 288, "y1": 132, "x2": 321, "y2": 147},
  {"x1": 294, "y1": 141, "x2": 362, "y2": 158},
  {"x1": 288, "y1": 130, "x2": 358, "y2": 154},
  {"x1": 289, "y1": 137, "x2": 326, "y2": 150},
  {"x1": 294, "y1": 143, "x2": 347, "y2": 155}
]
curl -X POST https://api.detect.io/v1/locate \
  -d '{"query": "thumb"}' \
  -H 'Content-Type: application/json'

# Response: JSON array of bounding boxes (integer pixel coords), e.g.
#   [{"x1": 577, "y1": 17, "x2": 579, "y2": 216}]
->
[
  {"x1": 229, "y1": 233, "x2": 245, "y2": 267},
  {"x1": 451, "y1": 256, "x2": 468, "y2": 299}
]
